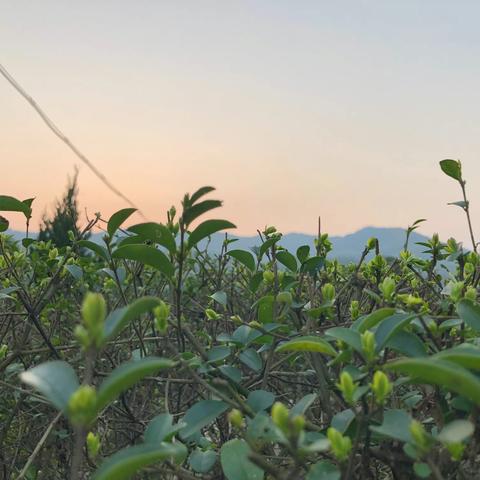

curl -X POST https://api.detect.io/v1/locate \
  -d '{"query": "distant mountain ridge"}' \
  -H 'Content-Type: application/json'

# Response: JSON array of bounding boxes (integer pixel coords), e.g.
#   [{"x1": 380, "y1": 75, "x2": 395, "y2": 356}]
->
[{"x1": 5, "y1": 226, "x2": 431, "y2": 262}]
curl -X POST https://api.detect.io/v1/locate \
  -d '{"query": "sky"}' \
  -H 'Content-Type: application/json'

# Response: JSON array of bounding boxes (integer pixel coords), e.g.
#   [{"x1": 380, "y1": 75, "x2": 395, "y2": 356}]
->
[{"x1": 1, "y1": 1, "x2": 480, "y2": 246}]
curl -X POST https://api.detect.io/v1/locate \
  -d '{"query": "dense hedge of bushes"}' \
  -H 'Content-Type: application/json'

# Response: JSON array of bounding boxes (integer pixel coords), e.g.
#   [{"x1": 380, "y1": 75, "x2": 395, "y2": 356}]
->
[{"x1": 0, "y1": 160, "x2": 479, "y2": 479}]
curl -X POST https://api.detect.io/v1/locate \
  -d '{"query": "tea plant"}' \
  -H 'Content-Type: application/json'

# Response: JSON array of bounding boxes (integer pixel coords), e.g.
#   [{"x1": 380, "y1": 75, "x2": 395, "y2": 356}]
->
[{"x1": 0, "y1": 160, "x2": 479, "y2": 479}]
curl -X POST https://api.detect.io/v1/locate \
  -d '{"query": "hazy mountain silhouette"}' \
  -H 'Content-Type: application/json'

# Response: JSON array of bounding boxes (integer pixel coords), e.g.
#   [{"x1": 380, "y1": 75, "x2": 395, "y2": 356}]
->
[{"x1": 5, "y1": 226, "x2": 431, "y2": 262}]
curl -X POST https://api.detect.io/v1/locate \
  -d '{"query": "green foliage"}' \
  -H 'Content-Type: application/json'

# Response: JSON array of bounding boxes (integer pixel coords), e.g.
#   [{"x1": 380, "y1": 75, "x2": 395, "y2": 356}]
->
[{"x1": 2, "y1": 167, "x2": 480, "y2": 478}]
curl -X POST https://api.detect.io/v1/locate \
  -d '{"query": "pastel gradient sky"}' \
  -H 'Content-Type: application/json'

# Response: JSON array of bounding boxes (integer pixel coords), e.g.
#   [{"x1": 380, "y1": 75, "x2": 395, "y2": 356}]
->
[{"x1": 2, "y1": 1, "x2": 480, "y2": 244}]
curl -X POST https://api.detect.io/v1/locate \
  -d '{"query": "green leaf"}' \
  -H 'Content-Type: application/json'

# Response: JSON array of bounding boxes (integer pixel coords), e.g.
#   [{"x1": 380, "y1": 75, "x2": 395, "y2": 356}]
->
[
  {"x1": 374, "y1": 313, "x2": 416, "y2": 352},
  {"x1": 325, "y1": 327, "x2": 362, "y2": 354},
  {"x1": 227, "y1": 249, "x2": 256, "y2": 272},
  {"x1": 386, "y1": 358, "x2": 480, "y2": 406},
  {"x1": 440, "y1": 159, "x2": 462, "y2": 181},
  {"x1": 96, "y1": 357, "x2": 175, "y2": 413},
  {"x1": 180, "y1": 400, "x2": 229, "y2": 439},
  {"x1": 437, "y1": 420, "x2": 474, "y2": 444},
  {"x1": 246, "y1": 390, "x2": 275, "y2": 413},
  {"x1": 239, "y1": 348, "x2": 263, "y2": 372},
  {"x1": 107, "y1": 208, "x2": 137, "y2": 238},
  {"x1": 0, "y1": 195, "x2": 32, "y2": 218},
  {"x1": 92, "y1": 442, "x2": 187, "y2": 480},
  {"x1": 127, "y1": 222, "x2": 176, "y2": 254},
  {"x1": 386, "y1": 331, "x2": 427, "y2": 357},
  {"x1": 457, "y1": 299, "x2": 480, "y2": 333},
  {"x1": 183, "y1": 200, "x2": 222, "y2": 226},
  {"x1": 291, "y1": 394, "x2": 317, "y2": 416},
  {"x1": 77, "y1": 240, "x2": 109, "y2": 261},
  {"x1": 296, "y1": 245, "x2": 310, "y2": 263},
  {"x1": 20, "y1": 361, "x2": 79, "y2": 412},
  {"x1": 220, "y1": 439, "x2": 264, "y2": 480},
  {"x1": 300, "y1": 256, "x2": 324, "y2": 275},
  {"x1": 189, "y1": 449, "x2": 217, "y2": 473},
  {"x1": 414, "y1": 463, "x2": 431, "y2": 478},
  {"x1": 276, "y1": 251, "x2": 297, "y2": 272},
  {"x1": 144, "y1": 413, "x2": 186, "y2": 444},
  {"x1": 369, "y1": 409, "x2": 413, "y2": 443},
  {"x1": 113, "y1": 244, "x2": 174, "y2": 277},
  {"x1": 0, "y1": 215, "x2": 8, "y2": 232},
  {"x1": 210, "y1": 291, "x2": 227, "y2": 306},
  {"x1": 306, "y1": 461, "x2": 340, "y2": 480},
  {"x1": 275, "y1": 336, "x2": 337, "y2": 356},
  {"x1": 433, "y1": 344, "x2": 480, "y2": 371},
  {"x1": 331, "y1": 409, "x2": 355, "y2": 433},
  {"x1": 190, "y1": 186, "x2": 215, "y2": 204},
  {"x1": 103, "y1": 297, "x2": 163, "y2": 343},
  {"x1": 352, "y1": 308, "x2": 396, "y2": 333},
  {"x1": 188, "y1": 219, "x2": 236, "y2": 248},
  {"x1": 65, "y1": 264, "x2": 83, "y2": 280}
]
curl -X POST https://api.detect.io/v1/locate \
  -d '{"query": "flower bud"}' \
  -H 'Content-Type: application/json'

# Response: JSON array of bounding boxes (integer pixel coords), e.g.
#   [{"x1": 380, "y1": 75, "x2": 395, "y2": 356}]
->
[
  {"x1": 410, "y1": 420, "x2": 429, "y2": 452},
  {"x1": 465, "y1": 286, "x2": 477, "y2": 302},
  {"x1": 276, "y1": 291, "x2": 293, "y2": 305},
  {"x1": 48, "y1": 248, "x2": 58, "y2": 260},
  {"x1": 379, "y1": 277, "x2": 396, "y2": 302},
  {"x1": 349, "y1": 301, "x2": 360, "y2": 321},
  {"x1": 205, "y1": 308, "x2": 220, "y2": 321},
  {"x1": 0, "y1": 344, "x2": 7, "y2": 359},
  {"x1": 74, "y1": 325, "x2": 90, "y2": 349},
  {"x1": 291, "y1": 414, "x2": 305, "y2": 435},
  {"x1": 68, "y1": 386, "x2": 97, "y2": 426},
  {"x1": 327, "y1": 427, "x2": 352, "y2": 462},
  {"x1": 81, "y1": 293, "x2": 106, "y2": 346},
  {"x1": 446, "y1": 442, "x2": 465, "y2": 461},
  {"x1": 263, "y1": 270, "x2": 275, "y2": 284},
  {"x1": 449, "y1": 281, "x2": 465, "y2": 303},
  {"x1": 371, "y1": 371, "x2": 392, "y2": 405},
  {"x1": 337, "y1": 371, "x2": 357, "y2": 405},
  {"x1": 154, "y1": 301, "x2": 170, "y2": 334},
  {"x1": 67, "y1": 230, "x2": 75, "y2": 242},
  {"x1": 361, "y1": 330, "x2": 376, "y2": 363},
  {"x1": 271, "y1": 402, "x2": 289, "y2": 431},
  {"x1": 367, "y1": 237, "x2": 377, "y2": 251},
  {"x1": 321, "y1": 283, "x2": 335, "y2": 303},
  {"x1": 86, "y1": 432, "x2": 101, "y2": 458},
  {"x1": 228, "y1": 409, "x2": 244, "y2": 429},
  {"x1": 230, "y1": 315, "x2": 242, "y2": 324},
  {"x1": 264, "y1": 226, "x2": 277, "y2": 235}
]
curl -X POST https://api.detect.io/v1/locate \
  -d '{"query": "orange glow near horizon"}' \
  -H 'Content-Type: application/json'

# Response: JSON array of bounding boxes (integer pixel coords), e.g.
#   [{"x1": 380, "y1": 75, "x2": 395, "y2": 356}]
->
[{"x1": 2, "y1": 2, "x2": 480, "y2": 245}]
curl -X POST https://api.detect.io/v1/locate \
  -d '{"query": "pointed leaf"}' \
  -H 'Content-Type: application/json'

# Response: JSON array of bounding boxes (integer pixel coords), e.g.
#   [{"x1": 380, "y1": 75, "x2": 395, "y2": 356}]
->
[
  {"x1": 20, "y1": 361, "x2": 79, "y2": 412},
  {"x1": 386, "y1": 358, "x2": 480, "y2": 405},
  {"x1": 96, "y1": 357, "x2": 175, "y2": 413},
  {"x1": 276, "y1": 336, "x2": 337, "y2": 356},
  {"x1": 92, "y1": 442, "x2": 187, "y2": 480},
  {"x1": 183, "y1": 200, "x2": 222, "y2": 226},
  {"x1": 457, "y1": 299, "x2": 480, "y2": 333},
  {"x1": 0, "y1": 195, "x2": 32, "y2": 218},
  {"x1": 276, "y1": 251, "x2": 298, "y2": 272},
  {"x1": 113, "y1": 245, "x2": 174, "y2": 277},
  {"x1": 103, "y1": 297, "x2": 163, "y2": 343},
  {"x1": 108, "y1": 208, "x2": 137, "y2": 238},
  {"x1": 180, "y1": 400, "x2": 229, "y2": 439},
  {"x1": 440, "y1": 159, "x2": 462, "y2": 181},
  {"x1": 227, "y1": 249, "x2": 256, "y2": 272},
  {"x1": 127, "y1": 222, "x2": 176, "y2": 254},
  {"x1": 188, "y1": 219, "x2": 236, "y2": 248}
]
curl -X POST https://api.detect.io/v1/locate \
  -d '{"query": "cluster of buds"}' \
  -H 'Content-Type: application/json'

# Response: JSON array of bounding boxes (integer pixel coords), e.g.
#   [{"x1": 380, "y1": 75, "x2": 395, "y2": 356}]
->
[
  {"x1": 86, "y1": 432, "x2": 101, "y2": 458},
  {"x1": 68, "y1": 385, "x2": 97, "y2": 426},
  {"x1": 379, "y1": 277, "x2": 396, "y2": 303},
  {"x1": 75, "y1": 293, "x2": 107, "y2": 349},
  {"x1": 371, "y1": 371, "x2": 392, "y2": 405},
  {"x1": 271, "y1": 402, "x2": 305, "y2": 439},
  {"x1": 327, "y1": 427, "x2": 352, "y2": 462},
  {"x1": 337, "y1": 371, "x2": 358, "y2": 405},
  {"x1": 361, "y1": 330, "x2": 376, "y2": 363},
  {"x1": 205, "y1": 308, "x2": 221, "y2": 321},
  {"x1": 349, "y1": 300, "x2": 360, "y2": 321},
  {"x1": 154, "y1": 301, "x2": 170, "y2": 334},
  {"x1": 321, "y1": 283, "x2": 335, "y2": 304}
]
